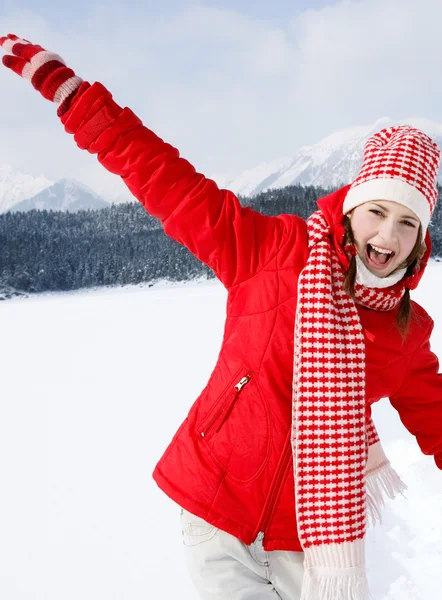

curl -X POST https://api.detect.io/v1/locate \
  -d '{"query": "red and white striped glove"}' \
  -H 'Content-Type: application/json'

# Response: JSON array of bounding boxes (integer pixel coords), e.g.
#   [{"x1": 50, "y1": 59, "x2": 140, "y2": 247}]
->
[{"x1": 0, "y1": 34, "x2": 83, "y2": 116}]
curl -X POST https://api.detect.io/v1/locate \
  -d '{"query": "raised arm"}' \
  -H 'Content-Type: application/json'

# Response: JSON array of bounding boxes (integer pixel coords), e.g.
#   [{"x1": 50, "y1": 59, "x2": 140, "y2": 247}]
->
[{"x1": 1, "y1": 34, "x2": 304, "y2": 289}]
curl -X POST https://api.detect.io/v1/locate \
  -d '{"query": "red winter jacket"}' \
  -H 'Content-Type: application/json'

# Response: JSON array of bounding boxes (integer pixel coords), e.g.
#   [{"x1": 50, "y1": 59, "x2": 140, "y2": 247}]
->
[{"x1": 61, "y1": 82, "x2": 442, "y2": 552}]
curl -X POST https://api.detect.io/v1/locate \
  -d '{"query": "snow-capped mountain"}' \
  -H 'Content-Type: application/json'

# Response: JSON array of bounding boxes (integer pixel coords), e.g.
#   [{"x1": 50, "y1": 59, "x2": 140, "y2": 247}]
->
[
  {"x1": 11, "y1": 178, "x2": 110, "y2": 213},
  {"x1": 3, "y1": 117, "x2": 442, "y2": 213},
  {"x1": 0, "y1": 164, "x2": 53, "y2": 213},
  {"x1": 213, "y1": 117, "x2": 442, "y2": 197}
]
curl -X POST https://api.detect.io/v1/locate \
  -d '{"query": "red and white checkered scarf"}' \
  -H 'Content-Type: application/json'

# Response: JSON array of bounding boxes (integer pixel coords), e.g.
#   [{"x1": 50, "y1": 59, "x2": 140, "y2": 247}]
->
[{"x1": 292, "y1": 209, "x2": 408, "y2": 600}]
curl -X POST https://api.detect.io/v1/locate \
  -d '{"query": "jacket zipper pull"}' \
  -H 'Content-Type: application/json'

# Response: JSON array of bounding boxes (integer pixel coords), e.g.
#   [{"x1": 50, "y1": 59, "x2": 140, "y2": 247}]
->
[
  {"x1": 254, "y1": 531, "x2": 264, "y2": 544},
  {"x1": 200, "y1": 374, "x2": 251, "y2": 437},
  {"x1": 235, "y1": 375, "x2": 250, "y2": 391}
]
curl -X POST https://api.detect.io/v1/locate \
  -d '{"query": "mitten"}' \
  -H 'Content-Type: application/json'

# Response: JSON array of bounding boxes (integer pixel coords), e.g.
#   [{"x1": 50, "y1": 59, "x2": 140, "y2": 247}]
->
[{"x1": 0, "y1": 33, "x2": 83, "y2": 116}]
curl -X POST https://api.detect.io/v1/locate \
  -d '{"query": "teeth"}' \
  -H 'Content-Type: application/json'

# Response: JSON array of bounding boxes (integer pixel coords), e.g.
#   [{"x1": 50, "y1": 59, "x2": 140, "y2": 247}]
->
[{"x1": 370, "y1": 244, "x2": 393, "y2": 255}]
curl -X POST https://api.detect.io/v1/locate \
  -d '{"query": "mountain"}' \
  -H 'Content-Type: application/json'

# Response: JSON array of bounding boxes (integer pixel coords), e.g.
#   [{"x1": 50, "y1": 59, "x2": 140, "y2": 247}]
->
[
  {"x1": 11, "y1": 178, "x2": 110, "y2": 213},
  {"x1": 0, "y1": 164, "x2": 53, "y2": 213},
  {"x1": 3, "y1": 116, "x2": 442, "y2": 213},
  {"x1": 214, "y1": 117, "x2": 442, "y2": 197}
]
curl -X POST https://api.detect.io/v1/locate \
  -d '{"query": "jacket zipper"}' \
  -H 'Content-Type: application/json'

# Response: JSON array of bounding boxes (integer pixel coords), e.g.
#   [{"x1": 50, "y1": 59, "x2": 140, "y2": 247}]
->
[
  {"x1": 200, "y1": 374, "x2": 251, "y2": 438},
  {"x1": 199, "y1": 372, "x2": 290, "y2": 547},
  {"x1": 254, "y1": 432, "x2": 292, "y2": 543}
]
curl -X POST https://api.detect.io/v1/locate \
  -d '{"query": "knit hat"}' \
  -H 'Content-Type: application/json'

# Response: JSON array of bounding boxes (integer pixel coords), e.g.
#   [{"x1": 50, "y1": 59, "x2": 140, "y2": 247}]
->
[{"x1": 343, "y1": 125, "x2": 440, "y2": 232}]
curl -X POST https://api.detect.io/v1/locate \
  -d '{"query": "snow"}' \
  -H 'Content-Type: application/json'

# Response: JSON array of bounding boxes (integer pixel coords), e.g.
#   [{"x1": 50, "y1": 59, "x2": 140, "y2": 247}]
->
[
  {"x1": 211, "y1": 155, "x2": 294, "y2": 197},
  {"x1": 11, "y1": 178, "x2": 110, "y2": 213},
  {"x1": 0, "y1": 164, "x2": 53, "y2": 213},
  {"x1": 4, "y1": 116, "x2": 442, "y2": 210},
  {"x1": 211, "y1": 117, "x2": 442, "y2": 198},
  {"x1": 0, "y1": 268, "x2": 441, "y2": 599}
]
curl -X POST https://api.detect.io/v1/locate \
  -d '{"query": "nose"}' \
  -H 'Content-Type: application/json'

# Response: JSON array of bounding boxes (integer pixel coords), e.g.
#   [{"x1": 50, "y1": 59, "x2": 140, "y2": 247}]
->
[{"x1": 378, "y1": 217, "x2": 398, "y2": 244}]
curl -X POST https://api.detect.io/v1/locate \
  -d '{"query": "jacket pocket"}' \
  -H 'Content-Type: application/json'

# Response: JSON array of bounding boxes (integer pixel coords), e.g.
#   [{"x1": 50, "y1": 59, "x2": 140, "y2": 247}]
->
[
  {"x1": 196, "y1": 366, "x2": 271, "y2": 483},
  {"x1": 198, "y1": 373, "x2": 252, "y2": 439}
]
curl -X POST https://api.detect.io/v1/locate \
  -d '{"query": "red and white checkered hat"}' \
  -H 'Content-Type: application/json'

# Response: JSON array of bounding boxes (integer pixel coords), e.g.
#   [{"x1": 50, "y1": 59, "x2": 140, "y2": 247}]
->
[{"x1": 343, "y1": 125, "x2": 441, "y2": 232}]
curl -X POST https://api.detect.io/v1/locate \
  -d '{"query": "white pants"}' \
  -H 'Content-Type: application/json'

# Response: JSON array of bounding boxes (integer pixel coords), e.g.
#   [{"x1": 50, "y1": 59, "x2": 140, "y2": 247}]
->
[{"x1": 181, "y1": 508, "x2": 304, "y2": 599}]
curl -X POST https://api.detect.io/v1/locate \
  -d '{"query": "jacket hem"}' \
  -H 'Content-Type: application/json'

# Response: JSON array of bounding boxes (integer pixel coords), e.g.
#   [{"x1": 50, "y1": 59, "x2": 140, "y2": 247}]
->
[
  {"x1": 152, "y1": 465, "x2": 255, "y2": 544},
  {"x1": 153, "y1": 465, "x2": 303, "y2": 552},
  {"x1": 265, "y1": 538, "x2": 303, "y2": 552}
]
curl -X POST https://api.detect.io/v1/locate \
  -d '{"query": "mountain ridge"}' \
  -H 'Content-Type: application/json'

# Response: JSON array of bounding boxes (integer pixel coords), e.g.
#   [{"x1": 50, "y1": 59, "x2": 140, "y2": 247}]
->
[
  {"x1": 10, "y1": 178, "x2": 109, "y2": 213},
  {"x1": 212, "y1": 117, "x2": 442, "y2": 197},
  {"x1": 3, "y1": 117, "x2": 442, "y2": 211}
]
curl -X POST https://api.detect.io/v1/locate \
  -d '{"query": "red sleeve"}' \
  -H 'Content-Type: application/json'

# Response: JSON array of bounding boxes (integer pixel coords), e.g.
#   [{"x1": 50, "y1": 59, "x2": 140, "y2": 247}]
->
[
  {"x1": 60, "y1": 82, "x2": 303, "y2": 288},
  {"x1": 389, "y1": 319, "x2": 442, "y2": 470}
]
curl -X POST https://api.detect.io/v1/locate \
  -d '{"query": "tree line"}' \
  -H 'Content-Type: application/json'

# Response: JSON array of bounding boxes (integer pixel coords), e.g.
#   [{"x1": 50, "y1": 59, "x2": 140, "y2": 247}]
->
[{"x1": 1, "y1": 183, "x2": 441, "y2": 297}]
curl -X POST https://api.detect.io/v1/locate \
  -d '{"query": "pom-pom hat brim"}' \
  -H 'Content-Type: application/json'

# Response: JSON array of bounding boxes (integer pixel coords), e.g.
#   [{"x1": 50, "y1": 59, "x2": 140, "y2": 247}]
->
[{"x1": 343, "y1": 177, "x2": 430, "y2": 232}]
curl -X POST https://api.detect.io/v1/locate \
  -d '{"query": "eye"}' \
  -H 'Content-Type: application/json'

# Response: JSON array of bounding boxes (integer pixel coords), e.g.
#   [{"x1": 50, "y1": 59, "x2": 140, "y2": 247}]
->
[
  {"x1": 369, "y1": 209, "x2": 383, "y2": 217},
  {"x1": 402, "y1": 220, "x2": 416, "y2": 228}
]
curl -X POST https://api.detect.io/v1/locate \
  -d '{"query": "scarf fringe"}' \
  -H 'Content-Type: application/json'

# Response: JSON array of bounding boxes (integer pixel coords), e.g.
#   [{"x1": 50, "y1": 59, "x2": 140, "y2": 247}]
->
[
  {"x1": 301, "y1": 569, "x2": 371, "y2": 600},
  {"x1": 366, "y1": 462, "x2": 408, "y2": 527}
]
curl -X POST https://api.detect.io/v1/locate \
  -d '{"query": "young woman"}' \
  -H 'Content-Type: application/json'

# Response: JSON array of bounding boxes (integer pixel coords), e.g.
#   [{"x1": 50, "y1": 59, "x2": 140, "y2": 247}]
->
[{"x1": 1, "y1": 34, "x2": 441, "y2": 600}]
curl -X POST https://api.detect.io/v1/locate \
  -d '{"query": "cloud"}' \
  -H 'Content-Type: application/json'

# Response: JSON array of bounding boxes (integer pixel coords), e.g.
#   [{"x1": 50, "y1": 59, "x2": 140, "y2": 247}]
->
[
  {"x1": 288, "y1": 0, "x2": 442, "y2": 129},
  {"x1": 0, "y1": 0, "x2": 442, "y2": 201},
  {"x1": 0, "y1": 4, "x2": 299, "y2": 196}
]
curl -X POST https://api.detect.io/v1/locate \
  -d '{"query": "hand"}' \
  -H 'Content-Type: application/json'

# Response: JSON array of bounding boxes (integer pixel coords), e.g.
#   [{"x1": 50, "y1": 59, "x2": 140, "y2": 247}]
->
[{"x1": 0, "y1": 33, "x2": 83, "y2": 116}]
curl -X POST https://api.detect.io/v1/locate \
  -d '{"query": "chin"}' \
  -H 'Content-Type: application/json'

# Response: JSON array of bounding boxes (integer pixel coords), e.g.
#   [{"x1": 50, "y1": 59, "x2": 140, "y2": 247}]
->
[
  {"x1": 369, "y1": 267, "x2": 394, "y2": 278},
  {"x1": 369, "y1": 261, "x2": 404, "y2": 278},
  {"x1": 361, "y1": 256, "x2": 397, "y2": 278}
]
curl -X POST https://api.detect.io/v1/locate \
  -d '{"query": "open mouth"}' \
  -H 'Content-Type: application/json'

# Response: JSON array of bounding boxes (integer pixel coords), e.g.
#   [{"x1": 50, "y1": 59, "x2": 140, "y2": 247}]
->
[{"x1": 366, "y1": 243, "x2": 395, "y2": 270}]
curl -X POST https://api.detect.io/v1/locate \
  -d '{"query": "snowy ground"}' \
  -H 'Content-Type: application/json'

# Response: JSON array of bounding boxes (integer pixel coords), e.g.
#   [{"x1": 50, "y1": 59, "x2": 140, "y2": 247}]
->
[{"x1": 0, "y1": 265, "x2": 441, "y2": 600}]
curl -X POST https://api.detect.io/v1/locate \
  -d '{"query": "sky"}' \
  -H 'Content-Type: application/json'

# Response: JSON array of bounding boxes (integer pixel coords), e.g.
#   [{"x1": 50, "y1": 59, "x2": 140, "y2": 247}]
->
[{"x1": 1, "y1": 0, "x2": 442, "y2": 200}]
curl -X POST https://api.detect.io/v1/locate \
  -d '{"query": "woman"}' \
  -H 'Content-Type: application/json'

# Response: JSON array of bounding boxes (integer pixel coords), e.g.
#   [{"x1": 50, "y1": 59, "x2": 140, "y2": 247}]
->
[{"x1": 1, "y1": 34, "x2": 441, "y2": 600}]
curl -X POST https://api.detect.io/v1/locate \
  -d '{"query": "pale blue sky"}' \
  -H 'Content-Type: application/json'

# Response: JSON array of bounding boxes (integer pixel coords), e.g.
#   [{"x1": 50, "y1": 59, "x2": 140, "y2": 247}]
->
[
  {"x1": 2, "y1": 1, "x2": 335, "y2": 24},
  {"x1": 0, "y1": 0, "x2": 441, "y2": 201}
]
